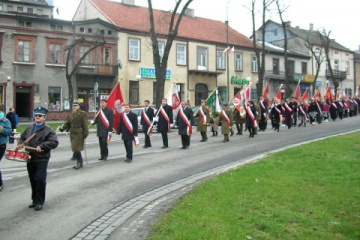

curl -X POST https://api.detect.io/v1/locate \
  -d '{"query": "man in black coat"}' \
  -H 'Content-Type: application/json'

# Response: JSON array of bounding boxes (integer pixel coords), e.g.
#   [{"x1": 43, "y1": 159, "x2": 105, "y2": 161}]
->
[
  {"x1": 92, "y1": 99, "x2": 114, "y2": 160},
  {"x1": 157, "y1": 98, "x2": 173, "y2": 148},
  {"x1": 140, "y1": 100, "x2": 154, "y2": 148},
  {"x1": 117, "y1": 104, "x2": 138, "y2": 163},
  {"x1": 6, "y1": 107, "x2": 17, "y2": 143},
  {"x1": 258, "y1": 96, "x2": 267, "y2": 131},
  {"x1": 175, "y1": 101, "x2": 194, "y2": 149}
]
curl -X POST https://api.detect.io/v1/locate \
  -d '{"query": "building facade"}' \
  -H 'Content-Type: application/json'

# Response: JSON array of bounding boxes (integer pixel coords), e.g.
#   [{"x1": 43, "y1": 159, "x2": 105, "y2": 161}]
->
[
  {"x1": 0, "y1": 0, "x2": 119, "y2": 120},
  {"x1": 73, "y1": 0, "x2": 259, "y2": 107}
]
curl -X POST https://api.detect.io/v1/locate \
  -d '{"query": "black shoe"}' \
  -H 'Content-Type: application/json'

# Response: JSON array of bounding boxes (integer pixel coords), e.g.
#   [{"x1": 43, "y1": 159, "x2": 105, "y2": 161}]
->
[
  {"x1": 70, "y1": 158, "x2": 76, "y2": 161},
  {"x1": 143, "y1": 145, "x2": 148, "y2": 148},
  {"x1": 124, "y1": 158, "x2": 132, "y2": 163},
  {"x1": 236, "y1": 133, "x2": 241, "y2": 135},
  {"x1": 180, "y1": 146, "x2": 188, "y2": 149},
  {"x1": 35, "y1": 205, "x2": 43, "y2": 211},
  {"x1": 73, "y1": 163, "x2": 83, "y2": 169},
  {"x1": 230, "y1": 132, "x2": 234, "y2": 136},
  {"x1": 99, "y1": 157, "x2": 107, "y2": 160},
  {"x1": 203, "y1": 138, "x2": 208, "y2": 142},
  {"x1": 28, "y1": 203, "x2": 36, "y2": 208},
  {"x1": 161, "y1": 146, "x2": 168, "y2": 149}
]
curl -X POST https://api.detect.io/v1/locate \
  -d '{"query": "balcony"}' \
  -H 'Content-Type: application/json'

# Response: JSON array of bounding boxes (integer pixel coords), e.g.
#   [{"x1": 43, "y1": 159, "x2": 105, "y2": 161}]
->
[
  {"x1": 325, "y1": 70, "x2": 346, "y2": 80},
  {"x1": 76, "y1": 64, "x2": 118, "y2": 77}
]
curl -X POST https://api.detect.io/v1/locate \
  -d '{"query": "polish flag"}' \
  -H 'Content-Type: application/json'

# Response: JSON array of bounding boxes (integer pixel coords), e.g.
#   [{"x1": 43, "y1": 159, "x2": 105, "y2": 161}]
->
[
  {"x1": 276, "y1": 84, "x2": 283, "y2": 102},
  {"x1": 223, "y1": 46, "x2": 234, "y2": 53},
  {"x1": 107, "y1": 81, "x2": 125, "y2": 132},
  {"x1": 302, "y1": 89, "x2": 310, "y2": 102},
  {"x1": 166, "y1": 83, "x2": 181, "y2": 118}
]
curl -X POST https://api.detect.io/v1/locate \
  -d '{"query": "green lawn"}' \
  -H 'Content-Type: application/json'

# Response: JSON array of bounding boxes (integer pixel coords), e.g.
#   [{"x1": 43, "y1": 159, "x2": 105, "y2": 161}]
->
[{"x1": 147, "y1": 132, "x2": 360, "y2": 240}]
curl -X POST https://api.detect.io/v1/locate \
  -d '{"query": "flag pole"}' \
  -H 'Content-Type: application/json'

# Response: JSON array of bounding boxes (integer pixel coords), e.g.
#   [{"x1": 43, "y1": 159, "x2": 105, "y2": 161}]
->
[{"x1": 193, "y1": 88, "x2": 218, "y2": 116}]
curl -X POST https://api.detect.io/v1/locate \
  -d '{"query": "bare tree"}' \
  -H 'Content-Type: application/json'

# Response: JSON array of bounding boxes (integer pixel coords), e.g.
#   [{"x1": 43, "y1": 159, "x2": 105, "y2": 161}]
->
[
  {"x1": 249, "y1": 0, "x2": 275, "y2": 101},
  {"x1": 305, "y1": 35, "x2": 325, "y2": 92},
  {"x1": 65, "y1": 33, "x2": 106, "y2": 104},
  {"x1": 147, "y1": 0, "x2": 193, "y2": 106},
  {"x1": 275, "y1": 0, "x2": 291, "y2": 98},
  {"x1": 319, "y1": 29, "x2": 339, "y2": 98}
]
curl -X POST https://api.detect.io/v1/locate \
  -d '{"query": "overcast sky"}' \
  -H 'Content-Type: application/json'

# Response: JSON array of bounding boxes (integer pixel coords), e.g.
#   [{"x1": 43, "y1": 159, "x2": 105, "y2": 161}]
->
[{"x1": 53, "y1": 0, "x2": 360, "y2": 51}]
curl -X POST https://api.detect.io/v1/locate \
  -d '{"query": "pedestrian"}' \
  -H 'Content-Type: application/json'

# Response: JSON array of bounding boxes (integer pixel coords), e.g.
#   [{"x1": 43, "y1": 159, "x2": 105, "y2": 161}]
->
[
  {"x1": 258, "y1": 96, "x2": 267, "y2": 131},
  {"x1": 140, "y1": 100, "x2": 154, "y2": 148},
  {"x1": 336, "y1": 98, "x2": 344, "y2": 120},
  {"x1": 17, "y1": 106, "x2": 58, "y2": 210},
  {"x1": 194, "y1": 100, "x2": 210, "y2": 142},
  {"x1": 283, "y1": 98, "x2": 293, "y2": 129},
  {"x1": 271, "y1": 98, "x2": 282, "y2": 132},
  {"x1": 176, "y1": 101, "x2": 194, "y2": 149},
  {"x1": 234, "y1": 106, "x2": 246, "y2": 135},
  {"x1": 59, "y1": 101, "x2": 89, "y2": 169},
  {"x1": 6, "y1": 107, "x2": 17, "y2": 144},
  {"x1": 0, "y1": 106, "x2": 13, "y2": 191},
  {"x1": 308, "y1": 98, "x2": 318, "y2": 125},
  {"x1": 116, "y1": 104, "x2": 138, "y2": 163},
  {"x1": 157, "y1": 98, "x2": 173, "y2": 148},
  {"x1": 329, "y1": 99, "x2": 338, "y2": 121},
  {"x1": 291, "y1": 97, "x2": 298, "y2": 127},
  {"x1": 322, "y1": 100, "x2": 330, "y2": 122},
  {"x1": 315, "y1": 97, "x2": 323, "y2": 124},
  {"x1": 91, "y1": 99, "x2": 114, "y2": 160},
  {"x1": 217, "y1": 103, "x2": 233, "y2": 142},
  {"x1": 245, "y1": 101, "x2": 257, "y2": 137},
  {"x1": 298, "y1": 99, "x2": 308, "y2": 127}
]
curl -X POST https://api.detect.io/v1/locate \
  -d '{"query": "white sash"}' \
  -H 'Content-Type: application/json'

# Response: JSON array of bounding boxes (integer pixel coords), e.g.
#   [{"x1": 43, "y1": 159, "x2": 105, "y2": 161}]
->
[{"x1": 179, "y1": 108, "x2": 192, "y2": 135}]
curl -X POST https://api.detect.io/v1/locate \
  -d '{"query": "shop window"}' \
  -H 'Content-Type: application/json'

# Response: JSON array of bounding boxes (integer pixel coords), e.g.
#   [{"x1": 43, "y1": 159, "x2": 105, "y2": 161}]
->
[
  {"x1": 48, "y1": 87, "x2": 61, "y2": 111},
  {"x1": 129, "y1": 81, "x2": 139, "y2": 104}
]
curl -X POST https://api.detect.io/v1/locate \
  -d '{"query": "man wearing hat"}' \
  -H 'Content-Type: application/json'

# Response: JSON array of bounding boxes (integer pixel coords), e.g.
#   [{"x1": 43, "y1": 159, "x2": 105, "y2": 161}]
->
[
  {"x1": 91, "y1": 98, "x2": 114, "y2": 160},
  {"x1": 17, "y1": 106, "x2": 59, "y2": 211},
  {"x1": 194, "y1": 100, "x2": 210, "y2": 142},
  {"x1": 217, "y1": 103, "x2": 233, "y2": 142},
  {"x1": 59, "y1": 101, "x2": 89, "y2": 169}
]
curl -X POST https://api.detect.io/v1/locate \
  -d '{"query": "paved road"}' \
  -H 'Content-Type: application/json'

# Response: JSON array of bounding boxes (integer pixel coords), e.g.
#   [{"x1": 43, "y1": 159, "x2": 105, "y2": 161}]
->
[{"x1": 0, "y1": 117, "x2": 359, "y2": 240}]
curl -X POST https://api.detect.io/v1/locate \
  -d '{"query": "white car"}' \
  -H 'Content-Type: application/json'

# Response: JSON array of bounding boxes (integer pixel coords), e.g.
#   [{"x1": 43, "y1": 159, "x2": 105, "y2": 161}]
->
[{"x1": 131, "y1": 108, "x2": 158, "y2": 133}]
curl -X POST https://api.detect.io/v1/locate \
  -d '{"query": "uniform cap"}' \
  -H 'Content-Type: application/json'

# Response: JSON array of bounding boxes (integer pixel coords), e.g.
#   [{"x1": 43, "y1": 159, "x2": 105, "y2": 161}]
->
[
  {"x1": 34, "y1": 106, "x2": 48, "y2": 116},
  {"x1": 72, "y1": 101, "x2": 80, "y2": 106}
]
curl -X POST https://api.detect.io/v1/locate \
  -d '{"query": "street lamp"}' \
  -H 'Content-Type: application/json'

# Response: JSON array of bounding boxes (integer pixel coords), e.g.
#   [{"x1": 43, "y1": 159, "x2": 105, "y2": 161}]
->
[{"x1": 136, "y1": 74, "x2": 141, "y2": 106}]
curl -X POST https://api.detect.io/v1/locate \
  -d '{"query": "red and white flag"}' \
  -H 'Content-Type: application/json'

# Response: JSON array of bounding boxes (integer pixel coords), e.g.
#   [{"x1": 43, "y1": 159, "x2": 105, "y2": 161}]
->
[
  {"x1": 245, "y1": 86, "x2": 251, "y2": 102},
  {"x1": 325, "y1": 85, "x2": 334, "y2": 103},
  {"x1": 223, "y1": 46, "x2": 234, "y2": 53},
  {"x1": 313, "y1": 88, "x2": 321, "y2": 99},
  {"x1": 107, "y1": 81, "x2": 125, "y2": 132},
  {"x1": 166, "y1": 83, "x2": 181, "y2": 118},
  {"x1": 232, "y1": 91, "x2": 242, "y2": 112},
  {"x1": 302, "y1": 89, "x2": 310, "y2": 102},
  {"x1": 276, "y1": 84, "x2": 283, "y2": 102},
  {"x1": 263, "y1": 81, "x2": 269, "y2": 101}
]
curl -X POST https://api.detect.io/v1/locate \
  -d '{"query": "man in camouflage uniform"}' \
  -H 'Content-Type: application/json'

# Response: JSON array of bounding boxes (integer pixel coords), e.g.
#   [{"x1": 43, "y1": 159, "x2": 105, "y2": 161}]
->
[
  {"x1": 194, "y1": 100, "x2": 210, "y2": 142},
  {"x1": 217, "y1": 103, "x2": 233, "y2": 142}
]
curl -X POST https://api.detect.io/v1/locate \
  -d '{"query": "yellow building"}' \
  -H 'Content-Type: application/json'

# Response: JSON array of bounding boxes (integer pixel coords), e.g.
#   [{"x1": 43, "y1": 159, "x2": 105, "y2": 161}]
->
[{"x1": 74, "y1": 0, "x2": 258, "y2": 107}]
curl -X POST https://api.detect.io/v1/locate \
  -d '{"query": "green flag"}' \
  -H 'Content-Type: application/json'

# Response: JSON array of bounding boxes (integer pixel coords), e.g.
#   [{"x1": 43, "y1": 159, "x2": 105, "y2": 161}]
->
[{"x1": 206, "y1": 89, "x2": 221, "y2": 118}]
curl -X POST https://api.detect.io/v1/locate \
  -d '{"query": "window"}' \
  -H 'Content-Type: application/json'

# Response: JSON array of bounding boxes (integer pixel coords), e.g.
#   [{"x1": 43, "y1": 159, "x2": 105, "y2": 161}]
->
[
  {"x1": 80, "y1": 27, "x2": 85, "y2": 33},
  {"x1": 0, "y1": 5, "x2": 3, "y2": 11},
  {"x1": 334, "y1": 59, "x2": 339, "y2": 71},
  {"x1": 49, "y1": 43, "x2": 62, "y2": 64},
  {"x1": 273, "y1": 58, "x2": 279, "y2": 74},
  {"x1": 217, "y1": 50, "x2": 225, "y2": 69},
  {"x1": 19, "y1": 21, "x2": 25, "y2": 26},
  {"x1": 197, "y1": 47, "x2": 208, "y2": 70},
  {"x1": 17, "y1": 40, "x2": 31, "y2": 62},
  {"x1": 129, "y1": 38, "x2": 140, "y2": 61},
  {"x1": 50, "y1": 24, "x2": 56, "y2": 30},
  {"x1": 48, "y1": 87, "x2": 61, "y2": 111},
  {"x1": 57, "y1": 25, "x2": 62, "y2": 30},
  {"x1": 8, "y1": 5, "x2": 13, "y2": 11},
  {"x1": 158, "y1": 41, "x2": 165, "y2": 63},
  {"x1": 301, "y1": 62, "x2": 307, "y2": 74},
  {"x1": 27, "y1": 8, "x2": 33, "y2": 14},
  {"x1": 235, "y1": 53, "x2": 243, "y2": 71},
  {"x1": 129, "y1": 81, "x2": 139, "y2": 104},
  {"x1": 108, "y1": 30, "x2": 112, "y2": 35},
  {"x1": 37, "y1": 9, "x2": 43, "y2": 15},
  {"x1": 345, "y1": 61, "x2": 350, "y2": 74},
  {"x1": 80, "y1": 46, "x2": 90, "y2": 64},
  {"x1": 176, "y1": 44, "x2": 186, "y2": 65},
  {"x1": 287, "y1": 60, "x2": 294, "y2": 77},
  {"x1": 218, "y1": 86, "x2": 226, "y2": 102},
  {"x1": 251, "y1": 55, "x2": 258, "y2": 72},
  {"x1": 195, "y1": 84, "x2": 209, "y2": 105},
  {"x1": 274, "y1": 29, "x2": 277, "y2": 36},
  {"x1": 100, "y1": 30, "x2": 105, "y2": 35},
  {"x1": 101, "y1": 47, "x2": 111, "y2": 65},
  {"x1": 26, "y1": 22, "x2": 32, "y2": 27},
  {"x1": 88, "y1": 28, "x2": 92, "y2": 33},
  {"x1": 17, "y1": 7, "x2": 23, "y2": 12},
  {"x1": 0, "y1": 33, "x2": 3, "y2": 64}
]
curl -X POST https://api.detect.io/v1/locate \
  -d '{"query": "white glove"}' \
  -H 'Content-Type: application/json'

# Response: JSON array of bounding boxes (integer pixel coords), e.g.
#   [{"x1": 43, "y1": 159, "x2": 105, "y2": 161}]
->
[
  {"x1": 90, "y1": 120, "x2": 95, "y2": 124},
  {"x1": 108, "y1": 132, "x2": 112, "y2": 136}
]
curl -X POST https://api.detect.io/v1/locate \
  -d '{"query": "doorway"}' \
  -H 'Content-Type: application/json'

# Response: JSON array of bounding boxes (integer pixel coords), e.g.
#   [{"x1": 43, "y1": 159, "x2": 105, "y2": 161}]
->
[{"x1": 16, "y1": 86, "x2": 32, "y2": 120}]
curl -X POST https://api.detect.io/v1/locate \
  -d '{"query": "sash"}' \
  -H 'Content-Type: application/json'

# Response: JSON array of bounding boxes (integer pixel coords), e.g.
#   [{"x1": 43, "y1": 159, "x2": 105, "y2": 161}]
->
[
  {"x1": 143, "y1": 108, "x2": 153, "y2": 135},
  {"x1": 332, "y1": 103, "x2": 338, "y2": 109},
  {"x1": 221, "y1": 110, "x2": 231, "y2": 127},
  {"x1": 179, "y1": 108, "x2": 193, "y2": 135},
  {"x1": 284, "y1": 103, "x2": 293, "y2": 113},
  {"x1": 122, "y1": 113, "x2": 139, "y2": 145},
  {"x1": 338, "y1": 102, "x2": 344, "y2": 108},
  {"x1": 299, "y1": 106, "x2": 308, "y2": 121},
  {"x1": 199, "y1": 107, "x2": 207, "y2": 125},
  {"x1": 282, "y1": 106, "x2": 285, "y2": 112},
  {"x1": 274, "y1": 106, "x2": 282, "y2": 121},
  {"x1": 159, "y1": 105, "x2": 171, "y2": 131},
  {"x1": 315, "y1": 102, "x2": 322, "y2": 115},
  {"x1": 99, "y1": 109, "x2": 109, "y2": 129},
  {"x1": 246, "y1": 106, "x2": 258, "y2": 127},
  {"x1": 260, "y1": 101, "x2": 266, "y2": 110},
  {"x1": 353, "y1": 100, "x2": 359, "y2": 106}
]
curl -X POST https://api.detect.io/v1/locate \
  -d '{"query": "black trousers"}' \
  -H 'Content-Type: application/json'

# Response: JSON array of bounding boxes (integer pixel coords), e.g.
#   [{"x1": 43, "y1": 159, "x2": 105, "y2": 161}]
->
[
  {"x1": 181, "y1": 134, "x2": 190, "y2": 147},
  {"x1": 124, "y1": 139, "x2": 133, "y2": 160},
  {"x1": 161, "y1": 131, "x2": 168, "y2": 147},
  {"x1": 27, "y1": 161, "x2": 48, "y2": 205},
  {"x1": 98, "y1": 136, "x2": 108, "y2": 158},
  {"x1": 144, "y1": 132, "x2": 151, "y2": 147},
  {"x1": 0, "y1": 143, "x2": 6, "y2": 186}
]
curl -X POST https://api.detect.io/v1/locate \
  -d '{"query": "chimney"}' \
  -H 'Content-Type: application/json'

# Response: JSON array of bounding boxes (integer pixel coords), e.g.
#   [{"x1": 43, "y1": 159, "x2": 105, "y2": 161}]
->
[
  {"x1": 309, "y1": 23, "x2": 314, "y2": 31},
  {"x1": 122, "y1": 0, "x2": 135, "y2": 6},
  {"x1": 184, "y1": 8, "x2": 194, "y2": 18}
]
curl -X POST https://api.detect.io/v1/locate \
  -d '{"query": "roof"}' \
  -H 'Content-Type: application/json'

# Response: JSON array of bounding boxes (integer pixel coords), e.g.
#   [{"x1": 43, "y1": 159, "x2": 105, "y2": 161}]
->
[
  {"x1": 89, "y1": 0, "x2": 255, "y2": 49},
  {"x1": 262, "y1": 20, "x2": 351, "y2": 53},
  {"x1": 259, "y1": 41, "x2": 310, "y2": 59}
]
